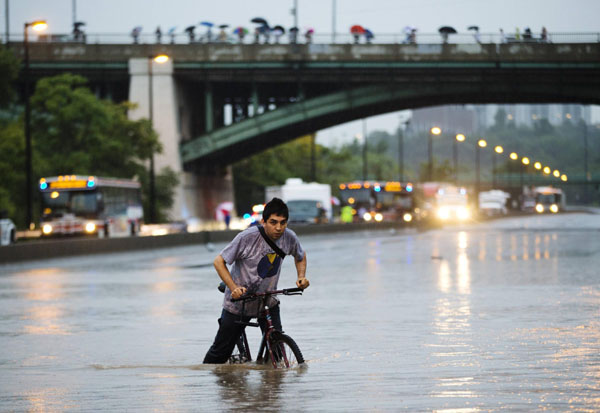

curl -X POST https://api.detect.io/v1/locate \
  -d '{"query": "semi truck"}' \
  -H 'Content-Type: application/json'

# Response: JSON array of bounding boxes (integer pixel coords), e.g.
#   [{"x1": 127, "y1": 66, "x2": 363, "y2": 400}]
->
[{"x1": 265, "y1": 178, "x2": 332, "y2": 224}]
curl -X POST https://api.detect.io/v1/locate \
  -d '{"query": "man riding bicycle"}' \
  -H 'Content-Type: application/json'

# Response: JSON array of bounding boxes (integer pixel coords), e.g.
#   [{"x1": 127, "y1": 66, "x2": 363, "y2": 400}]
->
[{"x1": 203, "y1": 198, "x2": 309, "y2": 364}]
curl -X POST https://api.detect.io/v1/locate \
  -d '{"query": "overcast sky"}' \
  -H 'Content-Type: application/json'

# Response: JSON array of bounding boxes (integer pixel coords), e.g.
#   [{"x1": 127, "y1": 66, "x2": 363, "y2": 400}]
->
[{"x1": 5, "y1": 0, "x2": 600, "y2": 145}]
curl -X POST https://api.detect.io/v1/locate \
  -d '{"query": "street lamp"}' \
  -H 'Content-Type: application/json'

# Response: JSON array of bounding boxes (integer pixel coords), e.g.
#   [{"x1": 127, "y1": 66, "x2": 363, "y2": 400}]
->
[
  {"x1": 454, "y1": 133, "x2": 465, "y2": 184},
  {"x1": 475, "y1": 139, "x2": 486, "y2": 211},
  {"x1": 148, "y1": 53, "x2": 169, "y2": 223},
  {"x1": 521, "y1": 156, "x2": 530, "y2": 189},
  {"x1": 398, "y1": 119, "x2": 410, "y2": 182},
  {"x1": 429, "y1": 126, "x2": 441, "y2": 181},
  {"x1": 493, "y1": 145, "x2": 503, "y2": 187},
  {"x1": 24, "y1": 19, "x2": 48, "y2": 230}
]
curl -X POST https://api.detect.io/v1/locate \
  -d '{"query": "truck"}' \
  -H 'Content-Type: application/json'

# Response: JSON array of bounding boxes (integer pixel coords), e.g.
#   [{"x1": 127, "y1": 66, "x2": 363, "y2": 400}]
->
[
  {"x1": 478, "y1": 190, "x2": 510, "y2": 216},
  {"x1": 532, "y1": 186, "x2": 565, "y2": 213},
  {"x1": 424, "y1": 183, "x2": 471, "y2": 222},
  {"x1": 265, "y1": 178, "x2": 332, "y2": 224}
]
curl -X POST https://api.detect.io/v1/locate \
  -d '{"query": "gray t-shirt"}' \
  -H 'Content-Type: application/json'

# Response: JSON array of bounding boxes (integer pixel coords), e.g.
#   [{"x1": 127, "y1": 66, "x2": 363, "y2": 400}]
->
[{"x1": 220, "y1": 225, "x2": 305, "y2": 316}]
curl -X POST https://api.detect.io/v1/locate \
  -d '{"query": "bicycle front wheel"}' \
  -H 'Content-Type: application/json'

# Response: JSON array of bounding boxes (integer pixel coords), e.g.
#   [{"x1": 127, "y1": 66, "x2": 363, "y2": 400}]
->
[{"x1": 268, "y1": 332, "x2": 304, "y2": 368}]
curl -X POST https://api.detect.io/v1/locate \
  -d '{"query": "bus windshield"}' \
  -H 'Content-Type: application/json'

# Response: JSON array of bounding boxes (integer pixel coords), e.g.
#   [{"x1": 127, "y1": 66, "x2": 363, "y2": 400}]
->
[
  {"x1": 536, "y1": 193, "x2": 559, "y2": 204},
  {"x1": 340, "y1": 188, "x2": 372, "y2": 204},
  {"x1": 42, "y1": 190, "x2": 98, "y2": 218}
]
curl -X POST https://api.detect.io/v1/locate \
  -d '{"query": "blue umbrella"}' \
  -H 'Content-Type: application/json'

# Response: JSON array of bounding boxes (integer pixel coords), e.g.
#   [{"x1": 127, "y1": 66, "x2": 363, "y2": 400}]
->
[{"x1": 200, "y1": 21, "x2": 214, "y2": 28}]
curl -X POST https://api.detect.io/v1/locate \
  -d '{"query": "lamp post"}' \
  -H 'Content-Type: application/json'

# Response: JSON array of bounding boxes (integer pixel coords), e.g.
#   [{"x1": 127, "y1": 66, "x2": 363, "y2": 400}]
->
[
  {"x1": 24, "y1": 20, "x2": 47, "y2": 230},
  {"x1": 147, "y1": 53, "x2": 169, "y2": 223},
  {"x1": 398, "y1": 119, "x2": 410, "y2": 182},
  {"x1": 429, "y1": 126, "x2": 441, "y2": 181},
  {"x1": 493, "y1": 145, "x2": 503, "y2": 187},
  {"x1": 454, "y1": 133, "x2": 465, "y2": 184},
  {"x1": 475, "y1": 139, "x2": 487, "y2": 211},
  {"x1": 362, "y1": 119, "x2": 368, "y2": 181}
]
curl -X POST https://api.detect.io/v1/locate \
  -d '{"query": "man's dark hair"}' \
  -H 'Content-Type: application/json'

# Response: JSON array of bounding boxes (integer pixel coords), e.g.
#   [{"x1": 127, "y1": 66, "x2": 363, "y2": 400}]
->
[{"x1": 263, "y1": 197, "x2": 289, "y2": 221}]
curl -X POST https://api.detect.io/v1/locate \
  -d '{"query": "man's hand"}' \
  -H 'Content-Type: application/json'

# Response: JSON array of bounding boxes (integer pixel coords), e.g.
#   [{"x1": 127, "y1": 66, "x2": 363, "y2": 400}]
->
[
  {"x1": 231, "y1": 286, "x2": 247, "y2": 300},
  {"x1": 296, "y1": 277, "x2": 310, "y2": 290}
]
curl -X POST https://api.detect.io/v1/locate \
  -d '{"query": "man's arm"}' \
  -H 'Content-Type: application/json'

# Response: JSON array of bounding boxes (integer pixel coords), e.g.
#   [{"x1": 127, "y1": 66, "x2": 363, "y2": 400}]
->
[
  {"x1": 213, "y1": 255, "x2": 246, "y2": 299},
  {"x1": 295, "y1": 252, "x2": 309, "y2": 289}
]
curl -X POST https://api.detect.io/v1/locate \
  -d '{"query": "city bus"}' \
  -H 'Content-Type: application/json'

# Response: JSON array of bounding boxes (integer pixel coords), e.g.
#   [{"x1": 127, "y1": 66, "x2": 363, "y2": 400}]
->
[
  {"x1": 338, "y1": 181, "x2": 417, "y2": 222},
  {"x1": 39, "y1": 175, "x2": 144, "y2": 237}
]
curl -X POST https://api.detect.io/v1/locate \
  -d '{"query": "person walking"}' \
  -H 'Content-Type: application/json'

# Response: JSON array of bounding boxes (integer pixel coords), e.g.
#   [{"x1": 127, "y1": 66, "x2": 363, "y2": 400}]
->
[{"x1": 203, "y1": 198, "x2": 309, "y2": 364}]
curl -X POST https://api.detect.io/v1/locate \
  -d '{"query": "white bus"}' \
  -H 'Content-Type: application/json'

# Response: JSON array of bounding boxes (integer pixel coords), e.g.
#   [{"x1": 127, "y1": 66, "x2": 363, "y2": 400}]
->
[{"x1": 39, "y1": 175, "x2": 144, "y2": 237}]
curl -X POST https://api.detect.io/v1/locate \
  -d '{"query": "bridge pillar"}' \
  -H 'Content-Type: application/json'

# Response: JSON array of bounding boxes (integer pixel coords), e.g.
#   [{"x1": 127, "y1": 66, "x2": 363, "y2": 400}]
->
[{"x1": 128, "y1": 58, "x2": 198, "y2": 222}]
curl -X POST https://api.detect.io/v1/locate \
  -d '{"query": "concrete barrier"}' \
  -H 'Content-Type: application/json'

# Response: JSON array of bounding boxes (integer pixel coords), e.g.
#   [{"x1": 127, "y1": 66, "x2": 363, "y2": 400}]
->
[{"x1": 0, "y1": 221, "x2": 415, "y2": 264}]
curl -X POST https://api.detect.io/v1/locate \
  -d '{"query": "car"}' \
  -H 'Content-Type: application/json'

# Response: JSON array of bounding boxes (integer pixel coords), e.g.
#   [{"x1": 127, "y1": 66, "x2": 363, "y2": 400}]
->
[{"x1": 0, "y1": 214, "x2": 16, "y2": 246}]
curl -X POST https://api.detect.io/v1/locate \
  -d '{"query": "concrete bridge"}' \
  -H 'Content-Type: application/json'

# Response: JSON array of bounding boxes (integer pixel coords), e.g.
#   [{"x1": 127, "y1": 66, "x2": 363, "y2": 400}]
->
[{"x1": 14, "y1": 41, "x2": 600, "y2": 221}]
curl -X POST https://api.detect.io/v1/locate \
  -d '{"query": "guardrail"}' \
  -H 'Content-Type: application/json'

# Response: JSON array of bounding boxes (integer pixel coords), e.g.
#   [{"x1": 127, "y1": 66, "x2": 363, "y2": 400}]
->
[{"x1": 4, "y1": 31, "x2": 600, "y2": 45}]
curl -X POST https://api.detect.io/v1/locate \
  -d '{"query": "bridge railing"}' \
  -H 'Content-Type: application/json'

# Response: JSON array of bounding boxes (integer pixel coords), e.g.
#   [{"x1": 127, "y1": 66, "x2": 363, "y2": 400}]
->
[{"x1": 5, "y1": 31, "x2": 600, "y2": 45}]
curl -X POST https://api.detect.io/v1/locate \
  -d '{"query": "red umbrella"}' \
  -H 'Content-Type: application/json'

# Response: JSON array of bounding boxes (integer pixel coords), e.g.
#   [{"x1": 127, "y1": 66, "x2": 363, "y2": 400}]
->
[{"x1": 350, "y1": 25, "x2": 365, "y2": 34}]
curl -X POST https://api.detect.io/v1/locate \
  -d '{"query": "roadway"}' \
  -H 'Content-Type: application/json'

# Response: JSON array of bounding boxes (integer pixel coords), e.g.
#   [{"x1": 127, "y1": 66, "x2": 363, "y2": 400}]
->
[{"x1": 0, "y1": 212, "x2": 599, "y2": 410}]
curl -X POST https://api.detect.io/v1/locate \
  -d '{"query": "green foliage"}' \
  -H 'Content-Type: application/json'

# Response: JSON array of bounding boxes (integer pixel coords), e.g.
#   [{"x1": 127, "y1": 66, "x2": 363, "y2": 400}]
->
[
  {"x1": 0, "y1": 46, "x2": 19, "y2": 108},
  {"x1": 0, "y1": 120, "x2": 24, "y2": 221},
  {"x1": 30, "y1": 73, "x2": 161, "y2": 179},
  {"x1": 137, "y1": 166, "x2": 179, "y2": 223},
  {"x1": 0, "y1": 72, "x2": 177, "y2": 227},
  {"x1": 232, "y1": 133, "x2": 401, "y2": 213}
]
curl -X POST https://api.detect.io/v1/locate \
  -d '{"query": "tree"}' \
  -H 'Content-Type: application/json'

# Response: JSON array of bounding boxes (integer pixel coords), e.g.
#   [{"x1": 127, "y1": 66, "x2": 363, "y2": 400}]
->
[
  {"x1": 0, "y1": 46, "x2": 19, "y2": 108},
  {"x1": 4, "y1": 73, "x2": 178, "y2": 225}
]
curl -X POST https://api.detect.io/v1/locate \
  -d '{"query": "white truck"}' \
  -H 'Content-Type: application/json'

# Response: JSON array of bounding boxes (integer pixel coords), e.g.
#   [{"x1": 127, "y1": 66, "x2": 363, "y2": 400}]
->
[
  {"x1": 265, "y1": 178, "x2": 332, "y2": 224},
  {"x1": 478, "y1": 190, "x2": 510, "y2": 216}
]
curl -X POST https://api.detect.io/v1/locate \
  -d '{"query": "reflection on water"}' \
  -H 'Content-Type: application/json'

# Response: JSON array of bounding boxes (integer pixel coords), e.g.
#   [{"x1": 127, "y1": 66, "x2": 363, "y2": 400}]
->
[
  {"x1": 0, "y1": 214, "x2": 599, "y2": 411},
  {"x1": 211, "y1": 365, "x2": 306, "y2": 412}
]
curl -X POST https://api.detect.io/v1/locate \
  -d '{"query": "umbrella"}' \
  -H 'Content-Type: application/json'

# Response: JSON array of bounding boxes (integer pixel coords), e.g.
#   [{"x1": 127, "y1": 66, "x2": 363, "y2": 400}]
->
[
  {"x1": 74, "y1": 21, "x2": 85, "y2": 28},
  {"x1": 467, "y1": 25, "x2": 479, "y2": 31},
  {"x1": 233, "y1": 26, "x2": 248, "y2": 35},
  {"x1": 305, "y1": 28, "x2": 314, "y2": 34},
  {"x1": 184, "y1": 25, "x2": 196, "y2": 33},
  {"x1": 364, "y1": 29, "x2": 374, "y2": 39},
  {"x1": 251, "y1": 17, "x2": 268, "y2": 25},
  {"x1": 438, "y1": 26, "x2": 457, "y2": 34},
  {"x1": 272, "y1": 25, "x2": 285, "y2": 33},
  {"x1": 167, "y1": 26, "x2": 177, "y2": 35},
  {"x1": 200, "y1": 21, "x2": 214, "y2": 27},
  {"x1": 350, "y1": 24, "x2": 365, "y2": 34},
  {"x1": 218, "y1": 24, "x2": 229, "y2": 29},
  {"x1": 289, "y1": 26, "x2": 299, "y2": 32}
]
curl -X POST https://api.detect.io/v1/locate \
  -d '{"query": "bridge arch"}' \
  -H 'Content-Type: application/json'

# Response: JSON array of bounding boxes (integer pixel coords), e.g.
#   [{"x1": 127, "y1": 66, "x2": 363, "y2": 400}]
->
[{"x1": 181, "y1": 77, "x2": 599, "y2": 165}]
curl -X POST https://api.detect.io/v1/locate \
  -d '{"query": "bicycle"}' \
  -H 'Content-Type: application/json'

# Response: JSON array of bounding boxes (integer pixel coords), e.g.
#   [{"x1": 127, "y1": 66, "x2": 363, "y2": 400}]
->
[{"x1": 219, "y1": 283, "x2": 305, "y2": 369}]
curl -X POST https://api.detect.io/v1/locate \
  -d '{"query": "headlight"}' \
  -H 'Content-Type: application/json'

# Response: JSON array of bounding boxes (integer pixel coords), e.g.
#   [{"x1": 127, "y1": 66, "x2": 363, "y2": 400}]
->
[
  {"x1": 457, "y1": 206, "x2": 470, "y2": 220},
  {"x1": 374, "y1": 213, "x2": 383, "y2": 222},
  {"x1": 437, "y1": 207, "x2": 449, "y2": 220},
  {"x1": 85, "y1": 222, "x2": 96, "y2": 233},
  {"x1": 549, "y1": 204, "x2": 558, "y2": 213},
  {"x1": 535, "y1": 204, "x2": 544, "y2": 213},
  {"x1": 363, "y1": 212, "x2": 372, "y2": 221},
  {"x1": 42, "y1": 224, "x2": 53, "y2": 235},
  {"x1": 403, "y1": 213, "x2": 413, "y2": 222}
]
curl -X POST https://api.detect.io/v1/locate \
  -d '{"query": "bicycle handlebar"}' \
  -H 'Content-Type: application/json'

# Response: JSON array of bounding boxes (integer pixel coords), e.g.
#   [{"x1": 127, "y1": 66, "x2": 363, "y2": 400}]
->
[{"x1": 231, "y1": 287, "x2": 304, "y2": 302}]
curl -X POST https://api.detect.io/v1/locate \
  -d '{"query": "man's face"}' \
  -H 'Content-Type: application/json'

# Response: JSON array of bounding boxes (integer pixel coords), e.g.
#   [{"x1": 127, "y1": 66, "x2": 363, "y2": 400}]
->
[{"x1": 261, "y1": 214, "x2": 288, "y2": 240}]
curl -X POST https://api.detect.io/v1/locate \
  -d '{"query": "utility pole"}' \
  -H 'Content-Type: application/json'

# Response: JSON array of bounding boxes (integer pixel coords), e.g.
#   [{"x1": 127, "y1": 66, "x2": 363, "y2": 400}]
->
[
  {"x1": 332, "y1": 0, "x2": 336, "y2": 43},
  {"x1": 5, "y1": 0, "x2": 8, "y2": 44}
]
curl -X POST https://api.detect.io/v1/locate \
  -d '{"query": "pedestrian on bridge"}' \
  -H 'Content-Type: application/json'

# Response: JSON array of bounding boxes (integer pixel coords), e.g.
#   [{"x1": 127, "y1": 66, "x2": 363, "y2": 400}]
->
[{"x1": 155, "y1": 26, "x2": 162, "y2": 43}]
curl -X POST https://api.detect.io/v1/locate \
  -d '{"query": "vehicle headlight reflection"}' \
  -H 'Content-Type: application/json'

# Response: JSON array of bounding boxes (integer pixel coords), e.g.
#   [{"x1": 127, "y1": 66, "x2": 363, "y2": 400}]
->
[
  {"x1": 535, "y1": 204, "x2": 544, "y2": 213},
  {"x1": 85, "y1": 222, "x2": 96, "y2": 233},
  {"x1": 549, "y1": 204, "x2": 558, "y2": 213},
  {"x1": 42, "y1": 224, "x2": 53, "y2": 235},
  {"x1": 437, "y1": 207, "x2": 450, "y2": 220},
  {"x1": 403, "y1": 213, "x2": 413, "y2": 222},
  {"x1": 456, "y1": 206, "x2": 470, "y2": 220}
]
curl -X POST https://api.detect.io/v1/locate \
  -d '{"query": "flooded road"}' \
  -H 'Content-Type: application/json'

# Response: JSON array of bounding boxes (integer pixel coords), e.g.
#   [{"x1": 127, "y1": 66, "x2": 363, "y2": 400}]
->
[{"x1": 1, "y1": 213, "x2": 599, "y2": 411}]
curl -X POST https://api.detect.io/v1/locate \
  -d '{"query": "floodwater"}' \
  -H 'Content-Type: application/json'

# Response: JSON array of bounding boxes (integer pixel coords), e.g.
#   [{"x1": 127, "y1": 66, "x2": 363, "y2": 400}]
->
[{"x1": 1, "y1": 213, "x2": 599, "y2": 411}]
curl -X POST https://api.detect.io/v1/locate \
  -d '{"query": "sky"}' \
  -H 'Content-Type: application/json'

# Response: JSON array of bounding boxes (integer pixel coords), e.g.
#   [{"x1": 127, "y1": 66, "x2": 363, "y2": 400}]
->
[{"x1": 5, "y1": 0, "x2": 600, "y2": 145}]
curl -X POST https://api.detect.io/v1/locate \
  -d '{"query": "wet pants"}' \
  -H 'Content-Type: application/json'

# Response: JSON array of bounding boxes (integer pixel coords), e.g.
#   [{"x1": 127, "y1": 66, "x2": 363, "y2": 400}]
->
[{"x1": 203, "y1": 305, "x2": 282, "y2": 364}]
